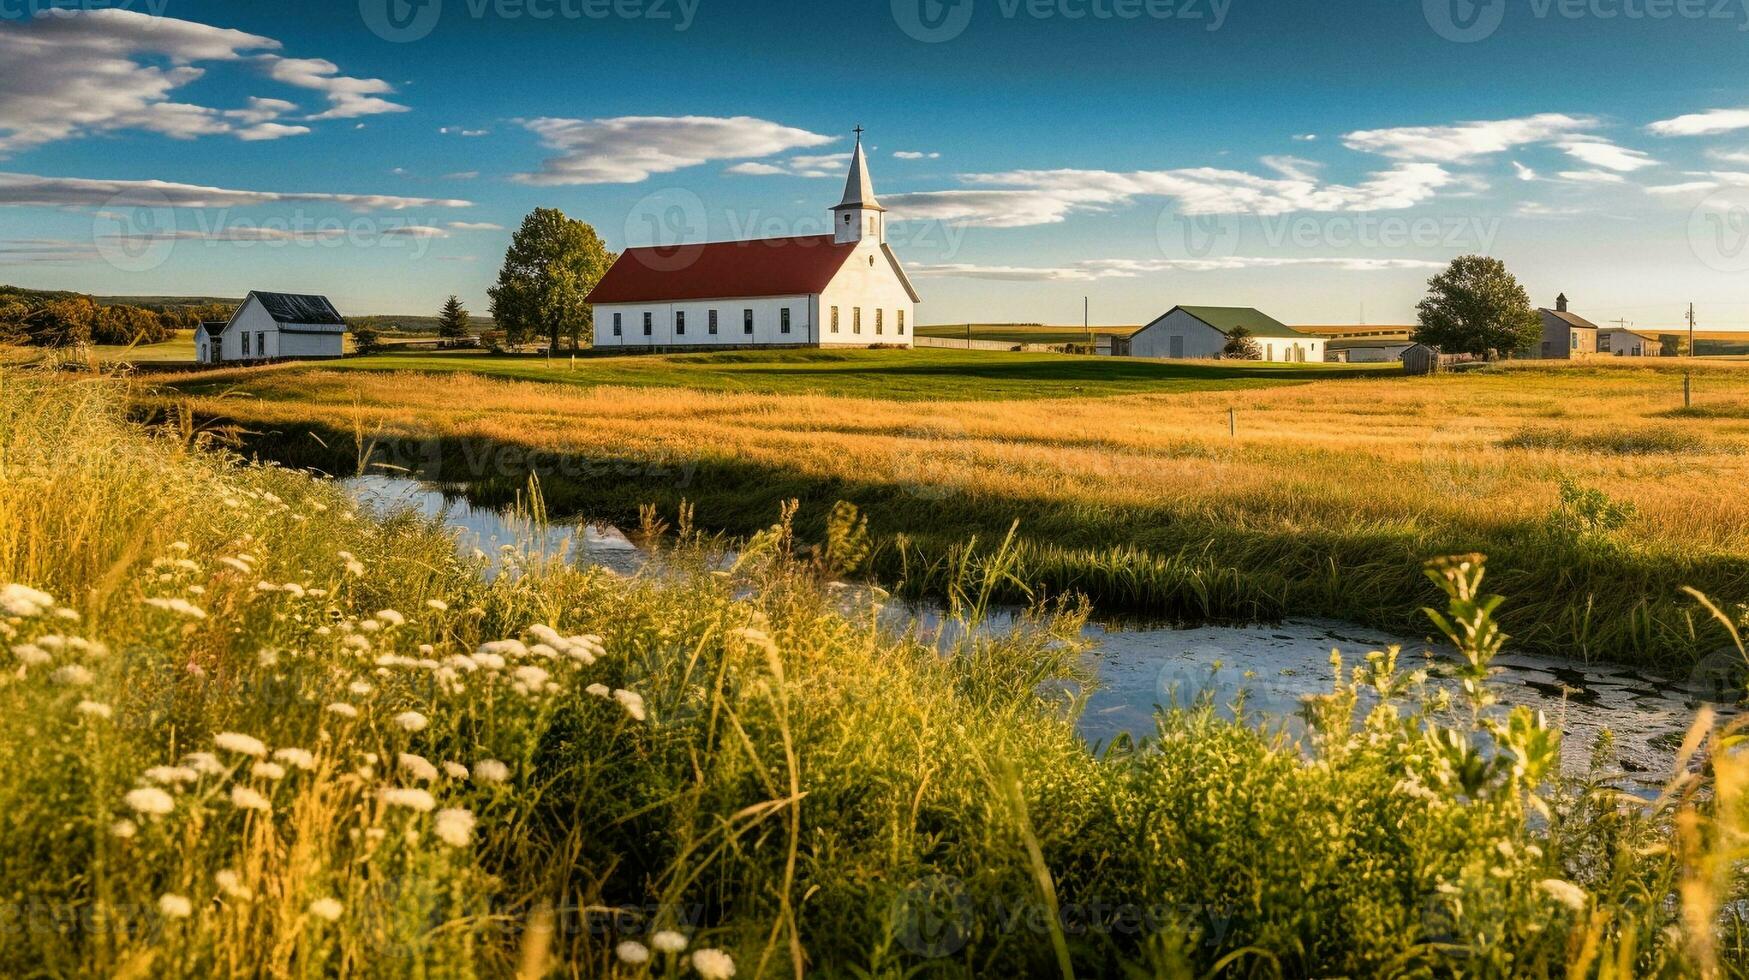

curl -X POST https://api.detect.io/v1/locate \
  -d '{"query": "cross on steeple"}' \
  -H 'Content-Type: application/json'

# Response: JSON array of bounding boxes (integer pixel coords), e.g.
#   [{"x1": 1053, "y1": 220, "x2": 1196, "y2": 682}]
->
[{"x1": 853, "y1": 125, "x2": 864, "y2": 140}]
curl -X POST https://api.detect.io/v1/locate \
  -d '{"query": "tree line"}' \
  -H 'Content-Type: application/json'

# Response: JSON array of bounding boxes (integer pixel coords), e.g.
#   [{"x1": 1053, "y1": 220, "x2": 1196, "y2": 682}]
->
[{"x1": 0, "y1": 288, "x2": 232, "y2": 348}]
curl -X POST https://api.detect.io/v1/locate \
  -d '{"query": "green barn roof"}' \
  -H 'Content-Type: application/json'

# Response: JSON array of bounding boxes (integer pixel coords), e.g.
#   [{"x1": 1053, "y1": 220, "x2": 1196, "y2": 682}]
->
[{"x1": 1170, "y1": 306, "x2": 1317, "y2": 339}]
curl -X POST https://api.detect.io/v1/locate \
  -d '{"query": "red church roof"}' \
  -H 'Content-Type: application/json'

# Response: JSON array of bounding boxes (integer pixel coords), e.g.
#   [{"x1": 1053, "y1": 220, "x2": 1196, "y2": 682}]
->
[{"x1": 587, "y1": 234, "x2": 858, "y2": 304}]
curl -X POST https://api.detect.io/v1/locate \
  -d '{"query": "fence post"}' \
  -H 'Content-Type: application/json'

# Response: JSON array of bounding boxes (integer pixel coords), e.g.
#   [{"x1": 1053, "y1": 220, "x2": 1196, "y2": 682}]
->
[{"x1": 1228, "y1": 408, "x2": 1237, "y2": 438}]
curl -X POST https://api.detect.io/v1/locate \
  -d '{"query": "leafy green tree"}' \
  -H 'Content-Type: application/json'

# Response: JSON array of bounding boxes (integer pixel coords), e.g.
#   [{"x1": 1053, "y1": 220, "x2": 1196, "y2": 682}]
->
[
  {"x1": 437, "y1": 295, "x2": 471, "y2": 344},
  {"x1": 350, "y1": 322, "x2": 384, "y2": 356},
  {"x1": 1221, "y1": 326, "x2": 1263, "y2": 360},
  {"x1": 1413, "y1": 255, "x2": 1542, "y2": 358},
  {"x1": 488, "y1": 209, "x2": 616, "y2": 351}
]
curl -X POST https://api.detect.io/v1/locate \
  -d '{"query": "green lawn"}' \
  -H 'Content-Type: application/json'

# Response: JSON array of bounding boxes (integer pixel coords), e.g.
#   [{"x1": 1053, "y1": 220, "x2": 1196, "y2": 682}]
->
[
  {"x1": 189, "y1": 347, "x2": 1389, "y2": 401},
  {"x1": 93, "y1": 329, "x2": 197, "y2": 364},
  {"x1": 917, "y1": 323, "x2": 1142, "y2": 344}
]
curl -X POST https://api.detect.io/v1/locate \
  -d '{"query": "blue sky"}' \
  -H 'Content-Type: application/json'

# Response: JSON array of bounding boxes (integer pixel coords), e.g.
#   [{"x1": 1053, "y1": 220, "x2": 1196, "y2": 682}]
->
[{"x1": 3, "y1": 0, "x2": 1748, "y2": 328}]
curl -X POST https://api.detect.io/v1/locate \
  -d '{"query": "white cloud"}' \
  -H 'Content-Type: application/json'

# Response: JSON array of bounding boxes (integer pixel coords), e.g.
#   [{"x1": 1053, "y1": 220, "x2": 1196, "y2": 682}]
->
[
  {"x1": 440, "y1": 127, "x2": 490, "y2": 137},
  {"x1": 1708, "y1": 148, "x2": 1749, "y2": 165},
  {"x1": 446, "y1": 220, "x2": 504, "y2": 231},
  {"x1": 0, "y1": 172, "x2": 472, "y2": 211},
  {"x1": 726, "y1": 152, "x2": 850, "y2": 178},
  {"x1": 911, "y1": 255, "x2": 1445, "y2": 282},
  {"x1": 1644, "y1": 180, "x2": 1721, "y2": 196},
  {"x1": 1342, "y1": 113, "x2": 1596, "y2": 162},
  {"x1": 379, "y1": 225, "x2": 448, "y2": 239},
  {"x1": 1647, "y1": 108, "x2": 1749, "y2": 137},
  {"x1": 893, "y1": 150, "x2": 941, "y2": 160},
  {"x1": 885, "y1": 162, "x2": 1454, "y2": 227},
  {"x1": 0, "y1": 9, "x2": 396, "y2": 153},
  {"x1": 1556, "y1": 139, "x2": 1657, "y2": 172},
  {"x1": 1292, "y1": 134, "x2": 1318, "y2": 142},
  {"x1": 261, "y1": 56, "x2": 408, "y2": 120},
  {"x1": 1556, "y1": 170, "x2": 1628, "y2": 184},
  {"x1": 1512, "y1": 161, "x2": 1539, "y2": 181},
  {"x1": 513, "y1": 115, "x2": 835, "y2": 185},
  {"x1": 442, "y1": 171, "x2": 480, "y2": 180}
]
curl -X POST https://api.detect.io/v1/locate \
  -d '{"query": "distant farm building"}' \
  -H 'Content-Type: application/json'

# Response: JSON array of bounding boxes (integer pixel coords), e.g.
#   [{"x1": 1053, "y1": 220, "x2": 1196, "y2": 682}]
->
[
  {"x1": 1323, "y1": 338, "x2": 1418, "y2": 363},
  {"x1": 587, "y1": 131, "x2": 919, "y2": 350},
  {"x1": 1119, "y1": 306, "x2": 1323, "y2": 362},
  {"x1": 1599, "y1": 327, "x2": 1665, "y2": 357},
  {"x1": 197, "y1": 292, "x2": 346, "y2": 364},
  {"x1": 1530, "y1": 293, "x2": 1599, "y2": 360}
]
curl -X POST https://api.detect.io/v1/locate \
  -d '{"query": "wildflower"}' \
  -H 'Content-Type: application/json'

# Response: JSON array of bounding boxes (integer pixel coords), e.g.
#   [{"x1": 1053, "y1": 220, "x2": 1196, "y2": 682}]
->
[
  {"x1": 158, "y1": 894, "x2": 193, "y2": 920},
  {"x1": 613, "y1": 689, "x2": 647, "y2": 723},
  {"x1": 691, "y1": 948, "x2": 736, "y2": 979},
  {"x1": 472, "y1": 652, "x2": 506, "y2": 671},
  {"x1": 441, "y1": 761, "x2": 469, "y2": 780},
  {"x1": 512, "y1": 665, "x2": 550, "y2": 692},
  {"x1": 473, "y1": 759, "x2": 510, "y2": 784},
  {"x1": 586, "y1": 683, "x2": 610, "y2": 699},
  {"x1": 651, "y1": 930, "x2": 688, "y2": 954},
  {"x1": 616, "y1": 941, "x2": 651, "y2": 965},
  {"x1": 12, "y1": 644, "x2": 50, "y2": 667},
  {"x1": 359, "y1": 619, "x2": 381, "y2": 633},
  {"x1": 257, "y1": 649, "x2": 280, "y2": 668},
  {"x1": 219, "y1": 557, "x2": 253, "y2": 574},
  {"x1": 170, "y1": 541, "x2": 190, "y2": 552},
  {"x1": 348, "y1": 680, "x2": 373, "y2": 696},
  {"x1": 215, "y1": 870, "x2": 253, "y2": 902},
  {"x1": 125, "y1": 787, "x2": 175, "y2": 816},
  {"x1": 381, "y1": 787, "x2": 436, "y2": 812},
  {"x1": 143, "y1": 597, "x2": 207, "y2": 619},
  {"x1": 273, "y1": 748, "x2": 316, "y2": 771},
  {"x1": 215, "y1": 732, "x2": 268, "y2": 758},
  {"x1": 376, "y1": 609, "x2": 405, "y2": 627},
  {"x1": 182, "y1": 752, "x2": 227, "y2": 776},
  {"x1": 398, "y1": 753, "x2": 440, "y2": 782},
  {"x1": 52, "y1": 664, "x2": 93, "y2": 686},
  {"x1": 1538, "y1": 878, "x2": 1588, "y2": 912},
  {"x1": 433, "y1": 808, "x2": 475, "y2": 847},
  {"x1": 0, "y1": 583, "x2": 55, "y2": 617},
  {"x1": 308, "y1": 898, "x2": 344, "y2": 922},
  {"x1": 339, "y1": 552, "x2": 365, "y2": 577},
  {"x1": 325, "y1": 702, "x2": 359, "y2": 719},
  {"x1": 342, "y1": 635, "x2": 372, "y2": 652},
  {"x1": 394, "y1": 711, "x2": 429, "y2": 733},
  {"x1": 76, "y1": 700, "x2": 113, "y2": 719},
  {"x1": 251, "y1": 761, "x2": 287, "y2": 781},
  {"x1": 111, "y1": 819, "x2": 137, "y2": 839},
  {"x1": 230, "y1": 786, "x2": 272, "y2": 813},
  {"x1": 426, "y1": 599, "x2": 448, "y2": 612},
  {"x1": 477, "y1": 639, "x2": 529, "y2": 660},
  {"x1": 144, "y1": 766, "x2": 200, "y2": 785}
]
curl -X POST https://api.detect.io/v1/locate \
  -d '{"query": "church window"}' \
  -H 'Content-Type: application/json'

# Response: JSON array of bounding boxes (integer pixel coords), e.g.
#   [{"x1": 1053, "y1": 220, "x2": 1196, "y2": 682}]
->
[
  {"x1": 676, "y1": 311, "x2": 685, "y2": 335},
  {"x1": 831, "y1": 307, "x2": 839, "y2": 333},
  {"x1": 709, "y1": 310, "x2": 718, "y2": 334},
  {"x1": 853, "y1": 308, "x2": 862, "y2": 335},
  {"x1": 897, "y1": 310, "x2": 905, "y2": 335},
  {"x1": 613, "y1": 313, "x2": 622, "y2": 337},
  {"x1": 241, "y1": 332, "x2": 250, "y2": 357},
  {"x1": 875, "y1": 309, "x2": 883, "y2": 335},
  {"x1": 744, "y1": 309, "x2": 754, "y2": 335},
  {"x1": 643, "y1": 312, "x2": 652, "y2": 336},
  {"x1": 781, "y1": 308, "x2": 791, "y2": 334}
]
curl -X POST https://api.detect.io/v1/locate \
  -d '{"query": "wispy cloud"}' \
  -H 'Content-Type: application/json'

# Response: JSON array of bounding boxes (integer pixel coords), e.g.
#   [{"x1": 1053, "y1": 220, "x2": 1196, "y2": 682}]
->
[
  {"x1": 1342, "y1": 113, "x2": 1596, "y2": 162},
  {"x1": 1556, "y1": 139, "x2": 1657, "y2": 172},
  {"x1": 1647, "y1": 107, "x2": 1749, "y2": 137},
  {"x1": 0, "y1": 172, "x2": 472, "y2": 211},
  {"x1": 893, "y1": 150, "x2": 941, "y2": 160},
  {"x1": 912, "y1": 256, "x2": 1445, "y2": 282},
  {"x1": 446, "y1": 220, "x2": 504, "y2": 231},
  {"x1": 260, "y1": 56, "x2": 408, "y2": 120},
  {"x1": 726, "y1": 152, "x2": 850, "y2": 178},
  {"x1": 513, "y1": 115, "x2": 835, "y2": 185}
]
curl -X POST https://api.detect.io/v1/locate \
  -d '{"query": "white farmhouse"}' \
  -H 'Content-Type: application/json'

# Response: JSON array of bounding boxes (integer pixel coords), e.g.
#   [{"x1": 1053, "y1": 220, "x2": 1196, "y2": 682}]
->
[
  {"x1": 1598, "y1": 327, "x2": 1665, "y2": 357},
  {"x1": 1121, "y1": 306, "x2": 1323, "y2": 362},
  {"x1": 588, "y1": 130, "x2": 920, "y2": 349},
  {"x1": 196, "y1": 291, "x2": 347, "y2": 364}
]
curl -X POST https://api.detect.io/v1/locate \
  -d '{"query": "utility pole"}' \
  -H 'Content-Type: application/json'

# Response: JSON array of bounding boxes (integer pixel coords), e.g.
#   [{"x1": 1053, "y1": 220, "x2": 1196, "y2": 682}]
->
[
  {"x1": 1084, "y1": 296, "x2": 1091, "y2": 348},
  {"x1": 1686, "y1": 303, "x2": 1697, "y2": 409},
  {"x1": 1687, "y1": 303, "x2": 1697, "y2": 357}
]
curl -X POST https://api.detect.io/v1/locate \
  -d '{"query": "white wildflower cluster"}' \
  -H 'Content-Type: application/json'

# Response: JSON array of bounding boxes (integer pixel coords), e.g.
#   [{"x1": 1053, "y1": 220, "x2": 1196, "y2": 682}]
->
[{"x1": 1, "y1": 583, "x2": 56, "y2": 618}]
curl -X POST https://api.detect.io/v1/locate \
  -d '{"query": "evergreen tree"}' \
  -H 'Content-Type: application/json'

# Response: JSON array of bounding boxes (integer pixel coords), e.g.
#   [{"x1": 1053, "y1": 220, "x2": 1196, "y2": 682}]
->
[{"x1": 437, "y1": 295, "x2": 471, "y2": 344}]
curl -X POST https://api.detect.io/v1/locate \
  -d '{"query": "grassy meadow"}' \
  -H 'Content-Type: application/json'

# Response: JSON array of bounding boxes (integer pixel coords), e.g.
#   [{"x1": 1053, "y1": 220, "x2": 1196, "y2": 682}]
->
[
  {"x1": 10, "y1": 362, "x2": 1749, "y2": 977},
  {"x1": 916, "y1": 324, "x2": 1142, "y2": 345},
  {"x1": 149, "y1": 352, "x2": 1749, "y2": 669}
]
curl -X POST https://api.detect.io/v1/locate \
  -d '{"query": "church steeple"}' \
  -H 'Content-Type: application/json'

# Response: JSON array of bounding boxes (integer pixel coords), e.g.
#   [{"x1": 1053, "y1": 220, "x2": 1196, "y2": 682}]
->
[{"x1": 833, "y1": 127, "x2": 885, "y2": 245}]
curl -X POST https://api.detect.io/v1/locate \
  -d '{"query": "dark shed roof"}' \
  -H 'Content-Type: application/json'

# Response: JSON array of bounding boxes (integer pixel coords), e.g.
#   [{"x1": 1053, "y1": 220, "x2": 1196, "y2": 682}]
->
[{"x1": 252, "y1": 292, "x2": 345, "y2": 325}]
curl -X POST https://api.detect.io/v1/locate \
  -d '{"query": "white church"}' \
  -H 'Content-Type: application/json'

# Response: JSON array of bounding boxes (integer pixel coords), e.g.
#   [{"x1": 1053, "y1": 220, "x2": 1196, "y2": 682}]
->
[{"x1": 588, "y1": 130, "x2": 920, "y2": 349}]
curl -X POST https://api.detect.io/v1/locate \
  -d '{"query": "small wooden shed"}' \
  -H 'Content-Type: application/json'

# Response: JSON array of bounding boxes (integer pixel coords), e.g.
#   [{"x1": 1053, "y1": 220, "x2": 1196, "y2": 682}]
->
[{"x1": 1401, "y1": 343, "x2": 1442, "y2": 376}]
